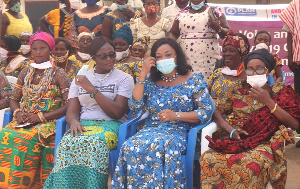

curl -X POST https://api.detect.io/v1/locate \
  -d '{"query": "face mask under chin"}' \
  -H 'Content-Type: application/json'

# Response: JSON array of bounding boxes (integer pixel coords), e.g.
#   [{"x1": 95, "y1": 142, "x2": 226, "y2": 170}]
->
[{"x1": 115, "y1": 48, "x2": 130, "y2": 61}]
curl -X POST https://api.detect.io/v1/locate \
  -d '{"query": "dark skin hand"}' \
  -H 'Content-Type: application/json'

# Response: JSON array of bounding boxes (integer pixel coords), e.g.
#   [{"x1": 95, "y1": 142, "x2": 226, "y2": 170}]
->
[
  {"x1": 10, "y1": 67, "x2": 70, "y2": 124},
  {"x1": 167, "y1": 5, "x2": 229, "y2": 40}
]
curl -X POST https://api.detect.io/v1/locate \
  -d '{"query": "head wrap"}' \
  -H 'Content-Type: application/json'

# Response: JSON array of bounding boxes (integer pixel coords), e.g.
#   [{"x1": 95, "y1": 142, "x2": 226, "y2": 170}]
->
[
  {"x1": 244, "y1": 48, "x2": 275, "y2": 71},
  {"x1": 19, "y1": 32, "x2": 33, "y2": 38},
  {"x1": 222, "y1": 30, "x2": 249, "y2": 60},
  {"x1": 113, "y1": 24, "x2": 133, "y2": 45},
  {"x1": 29, "y1": 29, "x2": 55, "y2": 52},
  {"x1": 78, "y1": 32, "x2": 95, "y2": 41},
  {"x1": 132, "y1": 36, "x2": 150, "y2": 51}
]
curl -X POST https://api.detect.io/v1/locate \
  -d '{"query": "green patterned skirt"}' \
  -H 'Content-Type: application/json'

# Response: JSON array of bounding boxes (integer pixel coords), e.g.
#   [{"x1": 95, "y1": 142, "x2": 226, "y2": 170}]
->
[{"x1": 44, "y1": 120, "x2": 120, "y2": 189}]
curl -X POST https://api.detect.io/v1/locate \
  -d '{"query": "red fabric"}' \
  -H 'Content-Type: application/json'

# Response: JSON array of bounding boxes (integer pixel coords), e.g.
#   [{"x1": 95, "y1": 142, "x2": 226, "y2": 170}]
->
[{"x1": 206, "y1": 86, "x2": 300, "y2": 154}]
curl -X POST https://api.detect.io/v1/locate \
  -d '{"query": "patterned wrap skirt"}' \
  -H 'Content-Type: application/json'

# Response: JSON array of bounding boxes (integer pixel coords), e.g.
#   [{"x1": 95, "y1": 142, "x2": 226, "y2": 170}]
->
[
  {"x1": 44, "y1": 120, "x2": 120, "y2": 189},
  {"x1": 0, "y1": 122, "x2": 56, "y2": 189}
]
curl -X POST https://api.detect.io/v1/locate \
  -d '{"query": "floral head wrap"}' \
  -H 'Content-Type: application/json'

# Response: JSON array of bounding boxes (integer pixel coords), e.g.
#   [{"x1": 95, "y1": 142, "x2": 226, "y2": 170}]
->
[
  {"x1": 222, "y1": 30, "x2": 249, "y2": 60},
  {"x1": 132, "y1": 36, "x2": 150, "y2": 52},
  {"x1": 113, "y1": 24, "x2": 133, "y2": 45},
  {"x1": 29, "y1": 29, "x2": 55, "y2": 52},
  {"x1": 78, "y1": 32, "x2": 95, "y2": 41}
]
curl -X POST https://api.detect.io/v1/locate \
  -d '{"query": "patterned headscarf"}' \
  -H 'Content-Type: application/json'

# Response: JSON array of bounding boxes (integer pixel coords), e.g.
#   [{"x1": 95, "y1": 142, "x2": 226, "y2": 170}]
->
[
  {"x1": 244, "y1": 48, "x2": 276, "y2": 71},
  {"x1": 78, "y1": 32, "x2": 95, "y2": 41},
  {"x1": 132, "y1": 36, "x2": 150, "y2": 52},
  {"x1": 113, "y1": 24, "x2": 133, "y2": 45},
  {"x1": 29, "y1": 29, "x2": 55, "y2": 52},
  {"x1": 222, "y1": 30, "x2": 249, "y2": 60}
]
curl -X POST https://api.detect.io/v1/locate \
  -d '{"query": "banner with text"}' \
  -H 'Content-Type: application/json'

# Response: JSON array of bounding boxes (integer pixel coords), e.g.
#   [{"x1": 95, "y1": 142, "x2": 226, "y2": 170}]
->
[{"x1": 210, "y1": 3, "x2": 293, "y2": 86}]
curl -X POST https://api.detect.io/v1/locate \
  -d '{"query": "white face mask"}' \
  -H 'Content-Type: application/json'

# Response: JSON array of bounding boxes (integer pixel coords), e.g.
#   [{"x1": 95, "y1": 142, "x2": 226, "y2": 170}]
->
[
  {"x1": 115, "y1": 48, "x2": 130, "y2": 61},
  {"x1": 247, "y1": 74, "x2": 268, "y2": 88},
  {"x1": 221, "y1": 67, "x2": 237, "y2": 76},
  {"x1": 78, "y1": 52, "x2": 91, "y2": 61},
  {"x1": 0, "y1": 47, "x2": 8, "y2": 61},
  {"x1": 20, "y1": 45, "x2": 31, "y2": 55}
]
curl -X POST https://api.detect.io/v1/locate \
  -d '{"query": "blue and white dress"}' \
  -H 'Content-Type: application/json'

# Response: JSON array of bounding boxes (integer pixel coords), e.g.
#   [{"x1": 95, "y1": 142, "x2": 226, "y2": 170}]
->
[{"x1": 112, "y1": 73, "x2": 215, "y2": 188}]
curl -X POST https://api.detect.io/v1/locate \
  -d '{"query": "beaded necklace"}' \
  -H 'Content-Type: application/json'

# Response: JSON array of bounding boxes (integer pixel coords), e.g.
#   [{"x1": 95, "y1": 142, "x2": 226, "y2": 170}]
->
[
  {"x1": 161, "y1": 72, "x2": 179, "y2": 82},
  {"x1": 22, "y1": 66, "x2": 56, "y2": 113},
  {"x1": 92, "y1": 68, "x2": 114, "y2": 82}
]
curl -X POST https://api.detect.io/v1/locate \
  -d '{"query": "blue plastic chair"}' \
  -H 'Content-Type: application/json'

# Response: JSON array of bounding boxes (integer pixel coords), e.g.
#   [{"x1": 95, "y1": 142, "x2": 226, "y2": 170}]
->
[
  {"x1": 109, "y1": 111, "x2": 212, "y2": 189},
  {"x1": 54, "y1": 111, "x2": 144, "y2": 177}
]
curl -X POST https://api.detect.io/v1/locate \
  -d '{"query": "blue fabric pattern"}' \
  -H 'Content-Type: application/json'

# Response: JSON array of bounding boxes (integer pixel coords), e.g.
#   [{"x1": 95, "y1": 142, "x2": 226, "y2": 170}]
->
[{"x1": 112, "y1": 73, "x2": 215, "y2": 188}]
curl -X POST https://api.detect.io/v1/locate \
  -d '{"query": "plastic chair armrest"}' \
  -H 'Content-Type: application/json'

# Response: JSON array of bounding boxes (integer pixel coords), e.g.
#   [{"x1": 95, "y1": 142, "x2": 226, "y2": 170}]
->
[
  {"x1": 200, "y1": 122, "x2": 217, "y2": 154},
  {"x1": 54, "y1": 116, "x2": 66, "y2": 156},
  {"x1": 3, "y1": 110, "x2": 13, "y2": 128}
]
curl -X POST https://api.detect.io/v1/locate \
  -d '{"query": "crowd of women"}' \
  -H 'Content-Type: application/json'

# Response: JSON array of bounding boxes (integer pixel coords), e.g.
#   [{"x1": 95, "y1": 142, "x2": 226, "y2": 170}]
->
[{"x1": 0, "y1": 0, "x2": 299, "y2": 188}]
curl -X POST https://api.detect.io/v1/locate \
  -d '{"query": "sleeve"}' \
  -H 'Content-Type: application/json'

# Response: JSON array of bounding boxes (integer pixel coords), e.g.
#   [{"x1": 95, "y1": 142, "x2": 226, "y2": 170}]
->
[
  {"x1": 68, "y1": 79, "x2": 80, "y2": 99},
  {"x1": 192, "y1": 75, "x2": 215, "y2": 123},
  {"x1": 128, "y1": 78, "x2": 150, "y2": 112},
  {"x1": 130, "y1": 60, "x2": 143, "y2": 80},
  {"x1": 46, "y1": 9, "x2": 60, "y2": 26},
  {"x1": 210, "y1": 6, "x2": 224, "y2": 18},
  {"x1": 279, "y1": 0, "x2": 295, "y2": 32},
  {"x1": 207, "y1": 69, "x2": 220, "y2": 92},
  {"x1": 163, "y1": 18, "x2": 173, "y2": 32},
  {"x1": 161, "y1": 7, "x2": 168, "y2": 18},
  {"x1": 117, "y1": 74, "x2": 134, "y2": 98},
  {"x1": 130, "y1": 18, "x2": 138, "y2": 41},
  {"x1": 105, "y1": 12, "x2": 115, "y2": 21},
  {"x1": 273, "y1": 53, "x2": 282, "y2": 67}
]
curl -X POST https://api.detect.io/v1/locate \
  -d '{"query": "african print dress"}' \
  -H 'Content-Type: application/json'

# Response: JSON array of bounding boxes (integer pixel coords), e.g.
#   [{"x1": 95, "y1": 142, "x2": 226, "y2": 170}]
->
[
  {"x1": 112, "y1": 73, "x2": 214, "y2": 188},
  {"x1": 0, "y1": 66, "x2": 66, "y2": 188},
  {"x1": 73, "y1": 7, "x2": 111, "y2": 37},
  {"x1": 176, "y1": 6, "x2": 223, "y2": 80},
  {"x1": 105, "y1": 8, "x2": 142, "y2": 36},
  {"x1": 114, "y1": 60, "x2": 143, "y2": 81},
  {"x1": 44, "y1": 69, "x2": 134, "y2": 189},
  {"x1": 200, "y1": 82, "x2": 300, "y2": 189}
]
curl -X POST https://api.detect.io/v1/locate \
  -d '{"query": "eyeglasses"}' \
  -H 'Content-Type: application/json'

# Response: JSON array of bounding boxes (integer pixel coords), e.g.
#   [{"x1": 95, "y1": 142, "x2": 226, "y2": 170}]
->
[
  {"x1": 94, "y1": 53, "x2": 116, "y2": 60},
  {"x1": 143, "y1": 2, "x2": 159, "y2": 6},
  {"x1": 245, "y1": 67, "x2": 268, "y2": 76}
]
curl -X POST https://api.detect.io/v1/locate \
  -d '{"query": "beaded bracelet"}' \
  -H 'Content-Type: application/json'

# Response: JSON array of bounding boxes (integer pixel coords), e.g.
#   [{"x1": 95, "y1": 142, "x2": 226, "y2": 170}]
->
[
  {"x1": 13, "y1": 108, "x2": 22, "y2": 119},
  {"x1": 230, "y1": 129, "x2": 237, "y2": 138},
  {"x1": 37, "y1": 112, "x2": 47, "y2": 123},
  {"x1": 136, "y1": 77, "x2": 146, "y2": 84}
]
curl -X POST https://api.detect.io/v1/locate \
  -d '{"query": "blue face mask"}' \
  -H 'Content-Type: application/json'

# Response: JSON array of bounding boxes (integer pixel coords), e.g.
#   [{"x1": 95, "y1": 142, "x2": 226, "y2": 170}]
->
[
  {"x1": 85, "y1": 0, "x2": 97, "y2": 6},
  {"x1": 190, "y1": 1, "x2": 204, "y2": 11},
  {"x1": 156, "y1": 58, "x2": 177, "y2": 74},
  {"x1": 117, "y1": 3, "x2": 129, "y2": 10}
]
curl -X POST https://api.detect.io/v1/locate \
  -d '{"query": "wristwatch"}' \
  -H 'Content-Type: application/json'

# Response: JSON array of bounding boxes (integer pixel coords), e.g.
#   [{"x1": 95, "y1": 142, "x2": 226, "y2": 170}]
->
[{"x1": 90, "y1": 89, "x2": 99, "y2": 98}]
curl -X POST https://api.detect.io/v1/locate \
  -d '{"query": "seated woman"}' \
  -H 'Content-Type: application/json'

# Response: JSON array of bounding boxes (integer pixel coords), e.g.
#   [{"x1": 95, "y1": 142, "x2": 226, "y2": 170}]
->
[
  {"x1": 0, "y1": 31, "x2": 69, "y2": 188},
  {"x1": 111, "y1": 24, "x2": 142, "y2": 81},
  {"x1": 200, "y1": 49, "x2": 300, "y2": 188},
  {"x1": 68, "y1": 32, "x2": 95, "y2": 67},
  {"x1": 130, "y1": 36, "x2": 150, "y2": 59},
  {"x1": 112, "y1": 38, "x2": 215, "y2": 188},
  {"x1": 0, "y1": 70, "x2": 12, "y2": 109},
  {"x1": 19, "y1": 32, "x2": 33, "y2": 59},
  {"x1": 53, "y1": 37, "x2": 82, "y2": 82},
  {"x1": 209, "y1": 31, "x2": 249, "y2": 137},
  {"x1": 0, "y1": 35, "x2": 29, "y2": 77},
  {"x1": 44, "y1": 37, "x2": 134, "y2": 188}
]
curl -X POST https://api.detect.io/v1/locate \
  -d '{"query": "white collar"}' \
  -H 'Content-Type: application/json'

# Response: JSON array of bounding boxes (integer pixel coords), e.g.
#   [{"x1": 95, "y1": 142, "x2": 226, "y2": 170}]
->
[{"x1": 30, "y1": 60, "x2": 54, "y2": 69}]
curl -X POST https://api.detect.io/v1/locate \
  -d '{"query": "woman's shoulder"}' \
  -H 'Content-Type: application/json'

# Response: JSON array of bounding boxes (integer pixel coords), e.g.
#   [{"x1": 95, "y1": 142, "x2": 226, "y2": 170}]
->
[{"x1": 272, "y1": 82, "x2": 286, "y2": 94}]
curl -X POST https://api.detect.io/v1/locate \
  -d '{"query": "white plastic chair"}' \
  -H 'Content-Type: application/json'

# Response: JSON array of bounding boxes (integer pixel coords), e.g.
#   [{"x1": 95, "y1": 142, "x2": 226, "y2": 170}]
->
[
  {"x1": 201, "y1": 122, "x2": 218, "y2": 154},
  {"x1": 0, "y1": 76, "x2": 18, "y2": 130}
]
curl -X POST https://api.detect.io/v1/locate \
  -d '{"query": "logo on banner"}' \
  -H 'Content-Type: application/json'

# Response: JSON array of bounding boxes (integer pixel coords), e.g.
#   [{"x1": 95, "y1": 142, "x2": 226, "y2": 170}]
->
[{"x1": 225, "y1": 7, "x2": 257, "y2": 16}]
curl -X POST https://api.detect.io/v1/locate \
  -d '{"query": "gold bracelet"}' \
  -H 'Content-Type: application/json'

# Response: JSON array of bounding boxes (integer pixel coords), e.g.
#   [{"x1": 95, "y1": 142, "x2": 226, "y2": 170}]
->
[
  {"x1": 37, "y1": 112, "x2": 47, "y2": 123},
  {"x1": 13, "y1": 108, "x2": 22, "y2": 119},
  {"x1": 271, "y1": 103, "x2": 278, "y2": 114}
]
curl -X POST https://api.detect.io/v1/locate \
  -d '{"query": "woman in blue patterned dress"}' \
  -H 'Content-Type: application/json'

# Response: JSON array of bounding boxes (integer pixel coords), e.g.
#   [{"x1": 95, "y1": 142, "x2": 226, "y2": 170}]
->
[{"x1": 112, "y1": 38, "x2": 215, "y2": 188}]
